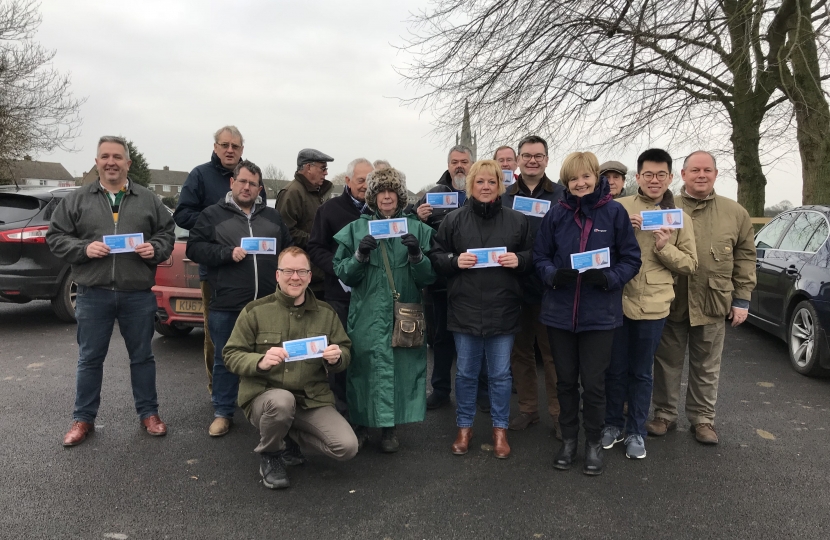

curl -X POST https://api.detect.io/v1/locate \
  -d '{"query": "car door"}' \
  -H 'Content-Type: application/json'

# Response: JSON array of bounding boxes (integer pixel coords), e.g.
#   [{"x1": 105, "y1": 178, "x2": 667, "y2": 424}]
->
[
  {"x1": 759, "y1": 211, "x2": 821, "y2": 325},
  {"x1": 753, "y1": 212, "x2": 796, "y2": 319}
]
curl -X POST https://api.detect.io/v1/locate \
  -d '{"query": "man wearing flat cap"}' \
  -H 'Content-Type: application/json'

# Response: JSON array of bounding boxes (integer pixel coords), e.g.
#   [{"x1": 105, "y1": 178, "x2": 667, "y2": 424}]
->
[
  {"x1": 276, "y1": 149, "x2": 335, "y2": 299},
  {"x1": 600, "y1": 161, "x2": 628, "y2": 199}
]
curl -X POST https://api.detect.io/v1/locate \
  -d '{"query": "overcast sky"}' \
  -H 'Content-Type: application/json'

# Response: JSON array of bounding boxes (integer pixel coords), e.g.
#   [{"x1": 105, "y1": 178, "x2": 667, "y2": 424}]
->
[{"x1": 37, "y1": 0, "x2": 799, "y2": 206}]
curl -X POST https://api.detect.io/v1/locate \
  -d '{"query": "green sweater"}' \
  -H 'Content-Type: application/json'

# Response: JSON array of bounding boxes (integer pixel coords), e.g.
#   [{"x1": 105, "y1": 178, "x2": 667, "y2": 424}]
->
[{"x1": 223, "y1": 288, "x2": 351, "y2": 418}]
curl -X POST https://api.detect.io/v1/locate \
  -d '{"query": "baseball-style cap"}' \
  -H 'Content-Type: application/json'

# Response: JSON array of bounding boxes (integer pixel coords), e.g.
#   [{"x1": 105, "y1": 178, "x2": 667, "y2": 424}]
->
[
  {"x1": 599, "y1": 160, "x2": 628, "y2": 176},
  {"x1": 297, "y1": 148, "x2": 334, "y2": 168}
]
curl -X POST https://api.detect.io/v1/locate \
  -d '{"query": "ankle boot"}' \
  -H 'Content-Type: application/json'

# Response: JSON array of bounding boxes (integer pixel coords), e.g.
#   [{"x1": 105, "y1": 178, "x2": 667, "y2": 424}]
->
[
  {"x1": 451, "y1": 427, "x2": 473, "y2": 455},
  {"x1": 553, "y1": 439, "x2": 578, "y2": 470},
  {"x1": 492, "y1": 427, "x2": 510, "y2": 459},
  {"x1": 583, "y1": 440, "x2": 604, "y2": 476}
]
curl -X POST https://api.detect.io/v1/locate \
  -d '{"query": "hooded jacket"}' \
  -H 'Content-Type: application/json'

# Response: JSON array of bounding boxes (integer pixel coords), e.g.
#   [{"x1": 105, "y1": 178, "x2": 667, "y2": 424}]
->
[
  {"x1": 501, "y1": 174, "x2": 566, "y2": 304},
  {"x1": 186, "y1": 194, "x2": 293, "y2": 312},
  {"x1": 533, "y1": 177, "x2": 642, "y2": 332},
  {"x1": 430, "y1": 197, "x2": 533, "y2": 336}
]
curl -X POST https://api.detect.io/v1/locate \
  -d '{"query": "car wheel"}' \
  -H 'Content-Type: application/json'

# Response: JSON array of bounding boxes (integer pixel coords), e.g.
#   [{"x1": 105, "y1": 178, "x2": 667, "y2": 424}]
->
[
  {"x1": 788, "y1": 301, "x2": 830, "y2": 377},
  {"x1": 154, "y1": 320, "x2": 194, "y2": 337},
  {"x1": 51, "y1": 275, "x2": 77, "y2": 323}
]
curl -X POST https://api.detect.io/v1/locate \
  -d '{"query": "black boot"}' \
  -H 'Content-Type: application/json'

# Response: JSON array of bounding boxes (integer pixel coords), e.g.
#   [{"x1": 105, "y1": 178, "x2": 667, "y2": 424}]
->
[
  {"x1": 380, "y1": 427, "x2": 400, "y2": 453},
  {"x1": 583, "y1": 440, "x2": 604, "y2": 476},
  {"x1": 281, "y1": 436, "x2": 307, "y2": 467},
  {"x1": 553, "y1": 439, "x2": 578, "y2": 470}
]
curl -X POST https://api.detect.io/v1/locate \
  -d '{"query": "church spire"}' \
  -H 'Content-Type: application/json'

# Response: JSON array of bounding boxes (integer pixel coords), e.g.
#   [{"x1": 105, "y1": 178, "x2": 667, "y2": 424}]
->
[{"x1": 456, "y1": 101, "x2": 477, "y2": 161}]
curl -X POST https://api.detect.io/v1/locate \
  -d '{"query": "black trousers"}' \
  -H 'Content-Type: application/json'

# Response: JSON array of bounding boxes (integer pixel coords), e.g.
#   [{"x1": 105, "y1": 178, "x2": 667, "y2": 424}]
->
[
  {"x1": 327, "y1": 299, "x2": 350, "y2": 415},
  {"x1": 546, "y1": 327, "x2": 615, "y2": 442},
  {"x1": 430, "y1": 290, "x2": 489, "y2": 400}
]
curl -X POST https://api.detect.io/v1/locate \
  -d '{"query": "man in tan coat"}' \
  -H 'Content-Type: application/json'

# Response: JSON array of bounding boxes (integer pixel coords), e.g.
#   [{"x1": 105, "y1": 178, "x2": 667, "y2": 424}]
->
[{"x1": 646, "y1": 151, "x2": 756, "y2": 445}]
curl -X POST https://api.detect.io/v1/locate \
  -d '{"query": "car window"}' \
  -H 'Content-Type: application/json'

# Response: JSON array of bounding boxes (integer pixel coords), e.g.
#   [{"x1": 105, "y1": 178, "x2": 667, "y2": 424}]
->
[
  {"x1": 175, "y1": 225, "x2": 190, "y2": 240},
  {"x1": 0, "y1": 194, "x2": 43, "y2": 225},
  {"x1": 777, "y1": 212, "x2": 816, "y2": 251},
  {"x1": 803, "y1": 212, "x2": 829, "y2": 253},
  {"x1": 755, "y1": 212, "x2": 795, "y2": 249}
]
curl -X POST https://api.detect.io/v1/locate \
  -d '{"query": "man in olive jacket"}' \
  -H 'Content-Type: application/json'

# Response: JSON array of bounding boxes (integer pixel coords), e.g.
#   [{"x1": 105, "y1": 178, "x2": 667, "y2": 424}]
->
[
  {"x1": 223, "y1": 247, "x2": 357, "y2": 490},
  {"x1": 647, "y1": 151, "x2": 756, "y2": 445},
  {"x1": 275, "y1": 148, "x2": 334, "y2": 299}
]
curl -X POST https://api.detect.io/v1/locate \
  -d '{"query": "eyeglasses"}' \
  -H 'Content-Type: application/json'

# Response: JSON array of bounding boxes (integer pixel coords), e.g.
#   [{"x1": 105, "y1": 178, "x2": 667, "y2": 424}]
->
[
  {"x1": 234, "y1": 179, "x2": 260, "y2": 188},
  {"x1": 216, "y1": 142, "x2": 243, "y2": 151},
  {"x1": 640, "y1": 172, "x2": 670, "y2": 181},
  {"x1": 278, "y1": 268, "x2": 311, "y2": 277},
  {"x1": 312, "y1": 163, "x2": 328, "y2": 172},
  {"x1": 519, "y1": 153, "x2": 547, "y2": 162}
]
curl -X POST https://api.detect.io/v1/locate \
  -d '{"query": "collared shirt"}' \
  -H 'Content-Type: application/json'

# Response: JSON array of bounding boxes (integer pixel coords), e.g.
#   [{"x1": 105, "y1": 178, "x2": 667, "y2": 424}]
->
[
  {"x1": 344, "y1": 185, "x2": 368, "y2": 214},
  {"x1": 100, "y1": 180, "x2": 129, "y2": 223}
]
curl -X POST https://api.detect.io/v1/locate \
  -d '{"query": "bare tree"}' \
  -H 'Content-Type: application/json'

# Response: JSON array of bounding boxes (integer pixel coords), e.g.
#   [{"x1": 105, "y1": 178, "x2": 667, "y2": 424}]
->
[
  {"x1": 261, "y1": 164, "x2": 288, "y2": 195},
  {"x1": 0, "y1": 0, "x2": 84, "y2": 183},
  {"x1": 400, "y1": 0, "x2": 830, "y2": 215}
]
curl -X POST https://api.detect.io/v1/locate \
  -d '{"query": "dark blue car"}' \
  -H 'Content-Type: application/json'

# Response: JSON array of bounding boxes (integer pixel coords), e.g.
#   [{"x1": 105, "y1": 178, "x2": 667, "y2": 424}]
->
[{"x1": 748, "y1": 206, "x2": 830, "y2": 377}]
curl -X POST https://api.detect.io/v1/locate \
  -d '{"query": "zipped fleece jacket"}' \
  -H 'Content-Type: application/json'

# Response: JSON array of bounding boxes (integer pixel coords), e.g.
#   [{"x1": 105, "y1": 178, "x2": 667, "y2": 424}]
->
[
  {"x1": 501, "y1": 174, "x2": 566, "y2": 304},
  {"x1": 46, "y1": 181, "x2": 174, "y2": 290},
  {"x1": 533, "y1": 177, "x2": 641, "y2": 332},
  {"x1": 186, "y1": 194, "x2": 293, "y2": 312},
  {"x1": 617, "y1": 190, "x2": 698, "y2": 320},
  {"x1": 223, "y1": 288, "x2": 351, "y2": 418},
  {"x1": 430, "y1": 197, "x2": 533, "y2": 337}
]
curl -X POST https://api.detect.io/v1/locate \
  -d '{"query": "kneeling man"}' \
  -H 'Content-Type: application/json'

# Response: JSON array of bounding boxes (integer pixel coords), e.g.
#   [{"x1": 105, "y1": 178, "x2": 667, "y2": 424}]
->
[{"x1": 224, "y1": 246, "x2": 358, "y2": 489}]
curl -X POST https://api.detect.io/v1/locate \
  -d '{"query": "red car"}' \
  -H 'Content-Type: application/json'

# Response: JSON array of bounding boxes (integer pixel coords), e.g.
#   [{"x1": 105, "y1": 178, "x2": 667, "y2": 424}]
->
[{"x1": 152, "y1": 223, "x2": 204, "y2": 337}]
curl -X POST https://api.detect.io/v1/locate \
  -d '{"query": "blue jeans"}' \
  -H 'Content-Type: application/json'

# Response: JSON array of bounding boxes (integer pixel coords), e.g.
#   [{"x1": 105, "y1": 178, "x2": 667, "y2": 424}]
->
[
  {"x1": 208, "y1": 309, "x2": 242, "y2": 419},
  {"x1": 453, "y1": 333, "x2": 514, "y2": 429},
  {"x1": 73, "y1": 286, "x2": 159, "y2": 423},
  {"x1": 605, "y1": 316, "x2": 667, "y2": 437}
]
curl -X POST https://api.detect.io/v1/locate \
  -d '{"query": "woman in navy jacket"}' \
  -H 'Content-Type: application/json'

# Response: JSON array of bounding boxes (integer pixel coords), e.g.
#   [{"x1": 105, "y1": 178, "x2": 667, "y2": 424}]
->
[{"x1": 533, "y1": 152, "x2": 641, "y2": 475}]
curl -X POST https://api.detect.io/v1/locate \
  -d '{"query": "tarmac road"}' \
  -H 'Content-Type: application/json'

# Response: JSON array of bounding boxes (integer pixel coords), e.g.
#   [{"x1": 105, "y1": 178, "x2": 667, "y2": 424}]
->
[{"x1": 1, "y1": 300, "x2": 829, "y2": 540}]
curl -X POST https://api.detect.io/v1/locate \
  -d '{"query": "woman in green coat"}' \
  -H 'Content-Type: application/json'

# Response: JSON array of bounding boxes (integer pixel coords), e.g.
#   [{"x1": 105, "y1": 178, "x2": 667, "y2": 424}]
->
[{"x1": 333, "y1": 167, "x2": 436, "y2": 453}]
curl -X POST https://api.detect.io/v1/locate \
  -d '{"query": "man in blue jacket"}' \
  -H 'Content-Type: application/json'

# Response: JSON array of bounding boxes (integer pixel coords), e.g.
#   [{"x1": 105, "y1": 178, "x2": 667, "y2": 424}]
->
[
  {"x1": 186, "y1": 160, "x2": 292, "y2": 437},
  {"x1": 174, "y1": 126, "x2": 265, "y2": 392}
]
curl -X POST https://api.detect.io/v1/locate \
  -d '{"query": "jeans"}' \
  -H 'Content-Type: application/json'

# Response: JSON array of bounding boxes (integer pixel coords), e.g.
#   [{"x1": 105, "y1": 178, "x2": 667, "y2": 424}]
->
[
  {"x1": 430, "y1": 290, "x2": 489, "y2": 401},
  {"x1": 208, "y1": 309, "x2": 242, "y2": 419},
  {"x1": 547, "y1": 327, "x2": 615, "y2": 442},
  {"x1": 73, "y1": 286, "x2": 159, "y2": 423},
  {"x1": 453, "y1": 332, "x2": 514, "y2": 429},
  {"x1": 605, "y1": 317, "x2": 666, "y2": 438}
]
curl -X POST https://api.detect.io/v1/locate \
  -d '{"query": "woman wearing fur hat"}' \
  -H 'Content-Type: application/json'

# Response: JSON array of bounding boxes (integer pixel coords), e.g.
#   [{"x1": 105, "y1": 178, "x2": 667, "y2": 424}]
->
[
  {"x1": 333, "y1": 168, "x2": 436, "y2": 453},
  {"x1": 429, "y1": 159, "x2": 533, "y2": 459}
]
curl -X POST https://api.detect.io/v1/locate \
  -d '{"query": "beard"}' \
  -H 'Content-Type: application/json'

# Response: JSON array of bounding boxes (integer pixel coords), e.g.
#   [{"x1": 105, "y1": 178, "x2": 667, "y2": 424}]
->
[{"x1": 452, "y1": 173, "x2": 466, "y2": 190}]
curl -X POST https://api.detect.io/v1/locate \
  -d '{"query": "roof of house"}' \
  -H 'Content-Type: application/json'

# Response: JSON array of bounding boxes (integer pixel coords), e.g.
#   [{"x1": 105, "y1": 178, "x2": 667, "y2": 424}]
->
[
  {"x1": 150, "y1": 167, "x2": 188, "y2": 186},
  {"x1": 0, "y1": 158, "x2": 74, "y2": 183}
]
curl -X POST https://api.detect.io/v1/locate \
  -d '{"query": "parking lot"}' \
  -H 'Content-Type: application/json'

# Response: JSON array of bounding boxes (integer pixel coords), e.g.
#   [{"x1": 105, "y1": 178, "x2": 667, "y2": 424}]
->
[{"x1": 2, "y1": 299, "x2": 830, "y2": 539}]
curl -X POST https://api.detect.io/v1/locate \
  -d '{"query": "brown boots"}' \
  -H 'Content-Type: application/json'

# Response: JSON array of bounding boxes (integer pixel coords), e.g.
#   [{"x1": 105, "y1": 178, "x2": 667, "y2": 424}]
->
[{"x1": 451, "y1": 427, "x2": 511, "y2": 458}]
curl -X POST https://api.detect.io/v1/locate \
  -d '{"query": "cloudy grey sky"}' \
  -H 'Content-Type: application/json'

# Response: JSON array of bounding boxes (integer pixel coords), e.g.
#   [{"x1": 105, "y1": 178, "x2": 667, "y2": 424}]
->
[{"x1": 37, "y1": 0, "x2": 798, "y2": 206}]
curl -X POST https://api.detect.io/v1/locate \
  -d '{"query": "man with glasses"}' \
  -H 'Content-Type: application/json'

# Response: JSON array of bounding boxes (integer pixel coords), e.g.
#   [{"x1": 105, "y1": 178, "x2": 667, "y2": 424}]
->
[
  {"x1": 646, "y1": 150, "x2": 756, "y2": 445},
  {"x1": 175, "y1": 126, "x2": 263, "y2": 393},
  {"x1": 502, "y1": 136, "x2": 565, "y2": 438},
  {"x1": 276, "y1": 149, "x2": 335, "y2": 300},
  {"x1": 186, "y1": 160, "x2": 292, "y2": 437},
  {"x1": 494, "y1": 145, "x2": 518, "y2": 177}
]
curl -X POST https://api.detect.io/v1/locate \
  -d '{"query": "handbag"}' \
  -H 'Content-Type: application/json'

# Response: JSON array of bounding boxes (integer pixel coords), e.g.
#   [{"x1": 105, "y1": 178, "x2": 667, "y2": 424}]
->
[{"x1": 379, "y1": 241, "x2": 425, "y2": 348}]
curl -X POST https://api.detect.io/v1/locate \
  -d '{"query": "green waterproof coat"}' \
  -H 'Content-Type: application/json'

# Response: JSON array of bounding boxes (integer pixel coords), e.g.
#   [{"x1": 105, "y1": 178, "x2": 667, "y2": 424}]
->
[{"x1": 333, "y1": 213, "x2": 436, "y2": 428}]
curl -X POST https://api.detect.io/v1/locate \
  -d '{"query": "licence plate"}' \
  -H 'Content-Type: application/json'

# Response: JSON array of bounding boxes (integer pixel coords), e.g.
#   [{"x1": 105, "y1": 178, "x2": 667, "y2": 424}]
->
[{"x1": 175, "y1": 299, "x2": 203, "y2": 314}]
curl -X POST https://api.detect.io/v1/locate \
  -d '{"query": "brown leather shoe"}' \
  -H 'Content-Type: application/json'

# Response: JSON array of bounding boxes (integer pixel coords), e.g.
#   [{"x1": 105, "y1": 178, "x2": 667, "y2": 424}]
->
[
  {"x1": 451, "y1": 427, "x2": 473, "y2": 455},
  {"x1": 63, "y1": 421, "x2": 94, "y2": 447},
  {"x1": 692, "y1": 423, "x2": 719, "y2": 445},
  {"x1": 208, "y1": 417, "x2": 231, "y2": 437},
  {"x1": 140, "y1": 415, "x2": 167, "y2": 437},
  {"x1": 508, "y1": 411, "x2": 540, "y2": 431},
  {"x1": 645, "y1": 417, "x2": 677, "y2": 436},
  {"x1": 492, "y1": 427, "x2": 510, "y2": 459}
]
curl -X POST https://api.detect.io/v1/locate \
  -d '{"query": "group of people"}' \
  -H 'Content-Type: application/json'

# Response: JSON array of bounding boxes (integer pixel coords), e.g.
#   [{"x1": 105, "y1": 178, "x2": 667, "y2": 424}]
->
[{"x1": 46, "y1": 127, "x2": 756, "y2": 490}]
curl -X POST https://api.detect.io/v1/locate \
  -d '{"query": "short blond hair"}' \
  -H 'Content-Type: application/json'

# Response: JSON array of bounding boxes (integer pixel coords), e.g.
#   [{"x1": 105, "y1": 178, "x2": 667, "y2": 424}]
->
[
  {"x1": 278, "y1": 246, "x2": 311, "y2": 267},
  {"x1": 466, "y1": 160, "x2": 506, "y2": 197},
  {"x1": 560, "y1": 152, "x2": 600, "y2": 183}
]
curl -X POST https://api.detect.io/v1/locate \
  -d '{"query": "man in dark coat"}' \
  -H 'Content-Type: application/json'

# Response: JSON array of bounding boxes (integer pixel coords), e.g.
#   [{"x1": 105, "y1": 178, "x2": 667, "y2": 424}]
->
[
  {"x1": 186, "y1": 160, "x2": 292, "y2": 438},
  {"x1": 308, "y1": 157, "x2": 374, "y2": 414},
  {"x1": 414, "y1": 145, "x2": 489, "y2": 411},
  {"x1": 174, "y1": 126, "x2": 265, "y2": 391},
  {"x1": 276, "y1": 148, "x2": 335, "y2": 300},
  {"x1": 501, "y1": 136, "x2": 566, "y2": 438}
]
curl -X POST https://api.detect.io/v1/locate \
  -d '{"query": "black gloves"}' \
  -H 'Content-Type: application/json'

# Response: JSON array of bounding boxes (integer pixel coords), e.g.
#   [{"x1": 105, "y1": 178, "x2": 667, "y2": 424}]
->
[
  {"x1": 581, "y1": 269, "x2": 608, "y2": 289},
  {"x1": 549, "y1": 268, "x2": 579, "y2": 288},
  {"x1": 358, "y1": 235, "x2": 378, "y2": 256},
  {"x1": 400, "y1": 233, "x2": 421, "y2": 256}
]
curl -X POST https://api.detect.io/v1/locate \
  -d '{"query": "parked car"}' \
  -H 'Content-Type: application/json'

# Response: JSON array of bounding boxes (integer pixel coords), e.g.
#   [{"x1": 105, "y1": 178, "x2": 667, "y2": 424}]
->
[
  {"x1": 152, "y1": 221, "x2": 204, "y2": 337},
  {"x1": 0, "y1": 186, "x2": 79, "y2": 322},
  {"x1": 747, "y1": 205, "x2": 830, "y2": 376}
]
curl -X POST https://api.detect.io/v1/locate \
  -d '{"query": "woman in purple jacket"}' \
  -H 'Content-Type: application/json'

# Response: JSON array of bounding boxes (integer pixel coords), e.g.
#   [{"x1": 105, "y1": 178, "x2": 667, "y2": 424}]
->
[{"x1": 533, "y1": 152, "x2": 641, "y2": 475}]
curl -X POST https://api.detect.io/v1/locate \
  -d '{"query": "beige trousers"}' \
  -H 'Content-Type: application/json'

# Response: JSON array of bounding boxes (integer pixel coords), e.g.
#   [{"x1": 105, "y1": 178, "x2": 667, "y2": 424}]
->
[
  {"x1": 249, "y1": 388, "x2": 358, "y2": 461},
  {"x1": 651, "y1": 318, "x2": 726, "y2": 425},
  {"x1": 200, "y1": 280, "x2": 214, "y2": 391}
]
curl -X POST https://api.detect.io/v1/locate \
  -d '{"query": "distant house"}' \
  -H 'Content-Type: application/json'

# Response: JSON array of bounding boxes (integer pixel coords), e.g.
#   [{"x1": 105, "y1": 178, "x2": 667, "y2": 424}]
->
[
  {"x1": 81, "y1": 165, "x2": 189, "y2": 198},
  {"x1": 0, "y1": 156, "x2": 75, "y2": 187}
]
